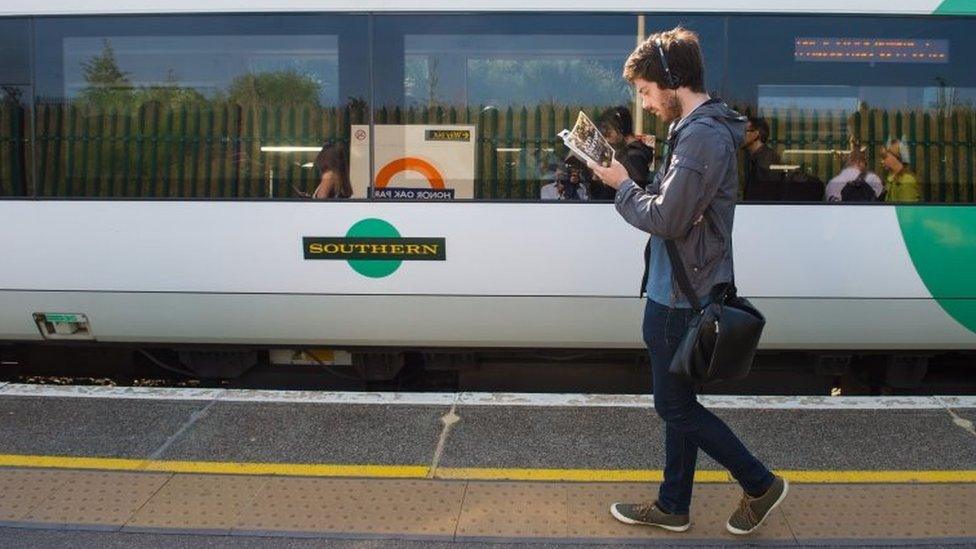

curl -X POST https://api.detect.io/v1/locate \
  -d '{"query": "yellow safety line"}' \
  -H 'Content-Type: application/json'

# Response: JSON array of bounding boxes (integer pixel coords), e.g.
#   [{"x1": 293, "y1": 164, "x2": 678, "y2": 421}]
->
[
  {"x1": 0, "y1": 454, "x2": 974, "y2": 483},
  {"x1": 0, "y1": 454, "x2": 428, "y2": 479}
]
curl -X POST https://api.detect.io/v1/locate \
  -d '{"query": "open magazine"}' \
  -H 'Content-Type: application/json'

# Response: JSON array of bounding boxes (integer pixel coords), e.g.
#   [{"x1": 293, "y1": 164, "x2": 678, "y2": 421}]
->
[{"x1": 557, "y1": 111, "x2": 615, "y2": 168}]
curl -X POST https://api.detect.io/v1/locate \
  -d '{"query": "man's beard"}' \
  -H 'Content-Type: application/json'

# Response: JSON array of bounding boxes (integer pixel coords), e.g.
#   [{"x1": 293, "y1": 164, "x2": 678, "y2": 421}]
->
[{"x1": 660, "y1": 93, "x2": 682, "y2": 123}]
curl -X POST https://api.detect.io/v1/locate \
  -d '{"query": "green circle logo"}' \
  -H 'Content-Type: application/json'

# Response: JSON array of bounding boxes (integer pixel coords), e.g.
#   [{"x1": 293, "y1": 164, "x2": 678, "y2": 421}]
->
[
  {"x1": 345, "y1": 218, "x2": 402, "y2": 278},
  {"x1": 897, "y1": 206, "x2": 976, "y2": 334}
]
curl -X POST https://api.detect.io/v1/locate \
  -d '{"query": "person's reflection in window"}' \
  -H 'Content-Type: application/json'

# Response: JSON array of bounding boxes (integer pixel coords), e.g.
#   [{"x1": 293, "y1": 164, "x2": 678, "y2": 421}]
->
[
  {"x1": 881, "y1": 139, "x2": 921, "y2": 203},
  {"x1": 741, "y1": 117, "x2": 781, "y2": 200},
  {"x1": 310, "y1": 143, "x2": 353, "y2": 199},
  {"x1": 540, "y1": 156, "x2": 590, "y2": 200},
  {"x1": 597, "y1": 106, "x2": 654, "y2": 195},
  {"x1": 825, "y1": 149, "x2": 883, "y2": 202}
]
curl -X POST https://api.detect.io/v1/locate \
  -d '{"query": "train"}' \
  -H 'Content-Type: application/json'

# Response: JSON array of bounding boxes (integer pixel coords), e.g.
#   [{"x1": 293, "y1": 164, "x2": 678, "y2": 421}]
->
[{"x1": 1, "y1": 1, "x2": 974, "y2": 386}]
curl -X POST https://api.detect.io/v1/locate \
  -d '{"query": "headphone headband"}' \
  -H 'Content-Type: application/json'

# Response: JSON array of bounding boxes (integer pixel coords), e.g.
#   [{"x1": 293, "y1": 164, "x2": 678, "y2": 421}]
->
[{"x1": 655, "y1": 38, "x2": 678, "y2": 90}]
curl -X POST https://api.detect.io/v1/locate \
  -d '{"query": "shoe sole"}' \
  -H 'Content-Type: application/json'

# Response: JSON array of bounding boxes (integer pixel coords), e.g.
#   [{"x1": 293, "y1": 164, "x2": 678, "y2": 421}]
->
[
  {"x1": 609, "y1": 504, "x2": 691, "y2": 532},
  {"x1": 726, "y1": 477, "x2": 790, "y2": 536}
]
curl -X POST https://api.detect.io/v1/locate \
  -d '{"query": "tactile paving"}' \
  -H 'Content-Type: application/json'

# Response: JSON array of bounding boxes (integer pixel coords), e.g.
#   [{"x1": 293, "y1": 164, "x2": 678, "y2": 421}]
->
[
  {"x1": 0, "y1": 469, "x2": 78, "y2": 523},
  {"x1": 2, "y1": 467, "x2": 975, "y2": 542},
  {"x1": 233, "y1": 477, "x2": 465, "y2": 537},
  {"x1": 783, "y1": 484, "x2": 976, "y2": 540},
  {"x1": 563, "y1": 482, "x2": 794, "y2": 541},
  {"x1": 125, "y1": 474, "x2": 267, "y2": 533},
  {"x1": 456, "y1": 481, "x2": 569, "y2": 538},
  {"x1": 23, "y1": 470, "x2": 170, "y2": 528}
]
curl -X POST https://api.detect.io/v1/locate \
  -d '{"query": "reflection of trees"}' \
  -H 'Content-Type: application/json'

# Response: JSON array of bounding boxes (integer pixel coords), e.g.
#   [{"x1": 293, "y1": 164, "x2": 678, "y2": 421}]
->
[
  {"x1": 225, "y1": 70, "x2": 322, "y2": 106},
  {"x1": 33, "y1": 40, "x2": 366, "y2": 198},
  {"x1": 139, "y1": 70, "x2": 208, "y2": 107},
  {"x1": 76, "y1": 39, "x2": 133, "y2": 110},
  {"x1": 75, "y1": 40, "x2": 320, "y2": 111}
]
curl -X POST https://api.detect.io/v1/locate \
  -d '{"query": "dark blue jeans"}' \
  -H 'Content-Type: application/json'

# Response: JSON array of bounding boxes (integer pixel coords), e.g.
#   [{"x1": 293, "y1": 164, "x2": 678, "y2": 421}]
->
[{"x1": 642, "y1": 298, "x2": 773, "y2": 514}]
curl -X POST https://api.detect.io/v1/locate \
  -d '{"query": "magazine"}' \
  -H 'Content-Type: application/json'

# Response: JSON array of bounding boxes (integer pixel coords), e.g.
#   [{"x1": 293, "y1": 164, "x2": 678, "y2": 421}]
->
[{"x1": 557, "y1": 111, "x2": 615, "y2": 168}]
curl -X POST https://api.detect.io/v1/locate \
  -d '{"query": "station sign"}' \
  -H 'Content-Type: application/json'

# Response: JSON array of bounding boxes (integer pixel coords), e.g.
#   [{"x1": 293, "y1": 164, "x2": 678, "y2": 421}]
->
[{"x1": 350, "y1": 124, "x2": 476, "y2": 200}]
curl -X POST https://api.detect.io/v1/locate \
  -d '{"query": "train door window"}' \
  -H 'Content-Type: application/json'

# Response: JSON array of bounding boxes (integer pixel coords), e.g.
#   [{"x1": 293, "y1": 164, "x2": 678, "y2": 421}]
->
[
  {"x1": 33, "y1": 15, "x2": 369, "y2": 199},
  {"x1": 370, "y1": 14, "x2": 636, "y2": 202},
  {"x1": 0, "y1": 19, "x2": 32, "y2": 198},
  {"x1": 726, "y1": 15, "x2": 976, "y2": 203}
]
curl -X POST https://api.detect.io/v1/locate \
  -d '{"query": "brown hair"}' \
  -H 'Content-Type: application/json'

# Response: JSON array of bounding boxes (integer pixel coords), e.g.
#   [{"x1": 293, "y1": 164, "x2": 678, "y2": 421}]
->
[
  {"x1": 747, "y1": 116, "x2": 770, "y2": 144},
  {"x1": 623, "y1": 27, "x2": 705, "y2": 93},
  {"x1": 845, "y1": 149, "x2": 868, "y2": 168},
  {"x1": 313, "y1": 142, "x2": 353, "y2": 199}
]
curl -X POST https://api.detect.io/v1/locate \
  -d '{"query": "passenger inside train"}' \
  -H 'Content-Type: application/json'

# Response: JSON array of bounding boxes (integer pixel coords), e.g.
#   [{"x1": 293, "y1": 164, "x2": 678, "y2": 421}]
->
[
  {"x1": 741, "y1": 116, "x2": 782, "y2": 201},
  {"x1": 597, "y1": 106, "x2": 654, "y2": 194},
  {"x1": 540, "y1": 156, "x2": 591, "y2": 201},
  {"x1": 310, "y1": 143, "x2": 353, "y2": 200},
  {"x1": 825, "y1": 148, "x2": 884, "y2": 202},
  {"x1": 881, "y1": 138, "x2": 921, "y2": 203}
]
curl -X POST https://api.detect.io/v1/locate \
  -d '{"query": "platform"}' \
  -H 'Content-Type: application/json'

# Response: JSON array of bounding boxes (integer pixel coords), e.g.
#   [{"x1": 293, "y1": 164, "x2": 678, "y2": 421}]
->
[{"x1": 0, "y1": 384, "x2": 973, "y2": 547}]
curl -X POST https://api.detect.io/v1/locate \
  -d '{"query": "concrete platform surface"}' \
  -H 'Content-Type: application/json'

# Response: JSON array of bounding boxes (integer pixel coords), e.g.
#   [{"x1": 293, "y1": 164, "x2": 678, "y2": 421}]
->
[{"x1": 0, "y1": 386, "x2": 973, "y2": 546}]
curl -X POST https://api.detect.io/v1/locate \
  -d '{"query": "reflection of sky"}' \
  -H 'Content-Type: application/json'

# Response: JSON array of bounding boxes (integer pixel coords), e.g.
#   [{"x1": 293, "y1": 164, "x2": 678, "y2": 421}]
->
[
  {"x1": 404, "y1": 34, "x2": 632, "y2": 107},
  {"x1": 63, "y1": 35, "x2": 339, "y2": 103},
  {"x1": 405, "y1": 34, "x2": 630, "y2": 58}
]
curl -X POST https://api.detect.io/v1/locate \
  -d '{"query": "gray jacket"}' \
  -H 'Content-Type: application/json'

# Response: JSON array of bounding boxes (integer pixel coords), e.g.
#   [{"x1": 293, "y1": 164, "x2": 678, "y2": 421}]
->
[{"x1": 614, "y1": 99, "x2": 746, "y2": 302}]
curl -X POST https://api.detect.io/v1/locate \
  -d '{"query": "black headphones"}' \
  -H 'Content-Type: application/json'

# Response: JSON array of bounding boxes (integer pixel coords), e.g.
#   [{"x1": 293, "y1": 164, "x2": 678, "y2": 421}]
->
[{"x1": 655, "y1": 39, "x2": 679, "y2": 90}]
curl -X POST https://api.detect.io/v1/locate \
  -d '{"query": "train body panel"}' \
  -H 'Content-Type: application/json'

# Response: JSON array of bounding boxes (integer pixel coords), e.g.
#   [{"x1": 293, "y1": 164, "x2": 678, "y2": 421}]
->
[
  {"x1": 0, "y1": 202, "x2": 939, "y2": 298},
  {"x1": 0, "y1": 292, "x2": 973, "y2": 350},
  {"x1": 1, "y1": 202, "x2": 974, "y2": 349}
]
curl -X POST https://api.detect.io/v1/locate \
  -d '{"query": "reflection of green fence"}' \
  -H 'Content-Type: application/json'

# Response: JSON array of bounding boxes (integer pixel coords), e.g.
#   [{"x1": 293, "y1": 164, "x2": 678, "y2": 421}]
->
[
  {"x1": 31, "y1": 101, "x2": 364, "y2": 198},
  {"x1": 0, "y1": 101, "x2": 29, "y2": 197},
  {"x1": 2, "y1": 102, "x2": 974, "y2": 202},
  {"x1": 759, "y1": 107, "x2": 976, "y2": 203}
]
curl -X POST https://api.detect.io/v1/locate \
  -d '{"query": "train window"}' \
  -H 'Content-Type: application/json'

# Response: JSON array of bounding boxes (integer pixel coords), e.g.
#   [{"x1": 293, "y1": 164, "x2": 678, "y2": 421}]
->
[
  {"x1": 32, "y1": 15, "x2": 369, "y2": 199},
  {"x1": 726, "y1": 15, "x2": 976, "y2": 203},
  {"x1": 370, "y1": 14, "x2": 637, "y2": 201},
  {"x1": 1, "y1": 86, "x2": 31, "y2": 197},
  {"x1": 0, "y1": 18, "x2": 31, "y2": 84}
]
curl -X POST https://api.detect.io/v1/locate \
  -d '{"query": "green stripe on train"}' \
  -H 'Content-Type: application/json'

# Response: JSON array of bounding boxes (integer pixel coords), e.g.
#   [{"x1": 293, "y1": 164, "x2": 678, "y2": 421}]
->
[
  {"x1": 936, "y1": 0, "x2": 976, "y2": 15},
  {"x1": 897, "y1": 206, "x2": 976, "y2": 334}
]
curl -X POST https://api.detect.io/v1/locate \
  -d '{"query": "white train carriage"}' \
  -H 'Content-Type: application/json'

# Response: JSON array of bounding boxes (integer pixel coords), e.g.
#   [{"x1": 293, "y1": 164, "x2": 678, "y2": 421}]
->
[{"x1": 0, "y1": 1, "x2": 974, "y2": 371}]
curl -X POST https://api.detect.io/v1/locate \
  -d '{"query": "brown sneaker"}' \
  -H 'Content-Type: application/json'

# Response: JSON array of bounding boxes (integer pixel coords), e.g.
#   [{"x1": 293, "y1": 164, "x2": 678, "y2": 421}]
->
[
  {"x1": 610, "y1": 501, "x2": 690, "y2": 532},
  {"x1": 726, "y1": 475, "x2": 789, "y2": 535}
]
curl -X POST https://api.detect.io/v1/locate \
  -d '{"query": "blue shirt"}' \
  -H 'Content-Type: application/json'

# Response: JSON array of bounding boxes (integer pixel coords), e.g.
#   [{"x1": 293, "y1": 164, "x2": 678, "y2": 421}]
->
[{"x1": 646, "y1": 234, "x2": 694, "y2": 309}]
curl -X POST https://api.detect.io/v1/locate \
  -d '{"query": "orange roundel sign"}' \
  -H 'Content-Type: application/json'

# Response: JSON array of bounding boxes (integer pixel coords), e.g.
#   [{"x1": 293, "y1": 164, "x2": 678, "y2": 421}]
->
[{"x1": 375, "y1": 157, "x2": 445, "y2": 189}]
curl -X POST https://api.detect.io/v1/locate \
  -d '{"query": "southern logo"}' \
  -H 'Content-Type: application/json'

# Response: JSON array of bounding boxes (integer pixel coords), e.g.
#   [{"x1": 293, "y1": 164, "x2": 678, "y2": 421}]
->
[{"x1": 303, "y1": 218, "x2": 446, "y2": 278}]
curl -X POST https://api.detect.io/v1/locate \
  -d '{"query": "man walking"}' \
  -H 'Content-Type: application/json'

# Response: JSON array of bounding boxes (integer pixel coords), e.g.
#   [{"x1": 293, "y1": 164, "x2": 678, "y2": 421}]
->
[{"x1": 588, "y1": 27, "x2": 788, "y2": 535}]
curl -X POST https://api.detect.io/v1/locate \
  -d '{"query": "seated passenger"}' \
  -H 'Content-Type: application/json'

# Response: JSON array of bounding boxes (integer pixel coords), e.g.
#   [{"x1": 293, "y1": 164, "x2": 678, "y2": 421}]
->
[
  {"x1": 825, "y1": 149, "x2": 883, "y2": 202},
  {"x1": 540, "y1": 157, "x2": 590, "y2": 200},
  {"x1": 881, "y1": 139, "x2": 921, "y2": 202},
  {"x1": 741, "y1": 117, "x2": 782, "y2": 200},
  {"x1": 310, "y1": 143, "x2": 353, "y2": 199},
  {"x1": 597, "y1": 106, "x2": 654, "y2": 196}
]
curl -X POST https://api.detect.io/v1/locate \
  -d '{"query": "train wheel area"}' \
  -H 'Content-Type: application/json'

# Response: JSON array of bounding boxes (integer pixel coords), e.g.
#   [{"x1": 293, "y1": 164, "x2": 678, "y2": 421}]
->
[{"x1": 0, "y1": 385, "x2": 973, "y2": 547}]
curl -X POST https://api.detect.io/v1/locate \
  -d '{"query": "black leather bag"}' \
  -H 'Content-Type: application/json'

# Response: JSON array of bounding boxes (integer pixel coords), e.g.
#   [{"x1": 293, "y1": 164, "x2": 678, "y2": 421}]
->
[{"x1": 664, "y1": 240, "x2": 765, "y2": 384}]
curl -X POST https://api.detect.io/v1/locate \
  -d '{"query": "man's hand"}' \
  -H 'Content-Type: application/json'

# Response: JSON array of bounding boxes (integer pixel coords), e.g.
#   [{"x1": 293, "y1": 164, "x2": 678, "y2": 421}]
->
[{"x1": 587, "y1": 159, "x2": 630, "y2": 189}]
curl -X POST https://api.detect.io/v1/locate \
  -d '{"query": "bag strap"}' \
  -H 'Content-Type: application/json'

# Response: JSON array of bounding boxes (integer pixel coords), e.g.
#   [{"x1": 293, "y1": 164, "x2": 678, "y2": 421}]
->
[{"x1": 664, "y1": 239, "x2": 703, "y2": 313}]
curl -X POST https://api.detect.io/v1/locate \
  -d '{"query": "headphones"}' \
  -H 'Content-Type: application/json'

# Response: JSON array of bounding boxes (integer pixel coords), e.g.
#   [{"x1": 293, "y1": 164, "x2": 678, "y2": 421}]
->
[{"x1": 655, "y1": 39, "x2": 679, "y2": 90}]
